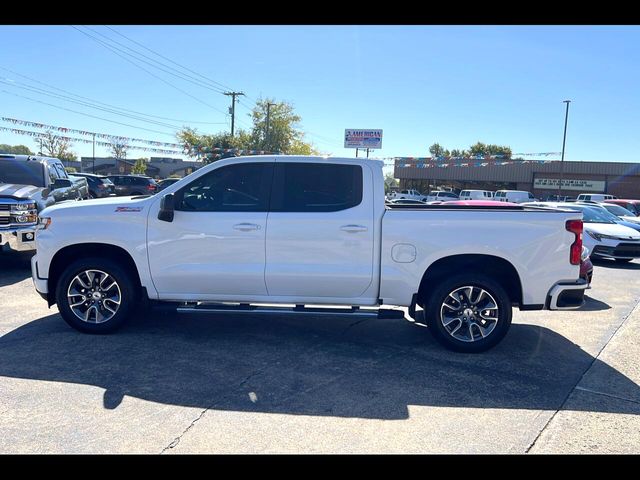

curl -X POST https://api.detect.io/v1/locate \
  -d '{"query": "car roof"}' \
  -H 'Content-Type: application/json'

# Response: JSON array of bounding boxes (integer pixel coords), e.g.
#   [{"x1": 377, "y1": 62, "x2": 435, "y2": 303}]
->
[{"x1": 606, "y1": 199, "x2": 640, "y2": 203}]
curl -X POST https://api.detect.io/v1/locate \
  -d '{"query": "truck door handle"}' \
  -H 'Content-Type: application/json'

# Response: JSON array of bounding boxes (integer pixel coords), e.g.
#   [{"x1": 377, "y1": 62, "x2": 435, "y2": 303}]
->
[
  {"x1": 233, "y1": 223, "x2": 261, "y2": 231},
  {"x1": 340, "y1": 224, "x2": 368, "y2": 233}
]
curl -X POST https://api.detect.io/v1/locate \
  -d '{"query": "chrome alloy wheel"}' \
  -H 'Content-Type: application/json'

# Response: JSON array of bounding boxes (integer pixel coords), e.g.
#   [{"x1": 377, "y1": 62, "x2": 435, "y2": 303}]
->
[
  {"x1": 440, "y1": 286, "x2": 499, "y2": 342},
  {"x1": 66, "y1": 269, "x2": 122, "y2": 324}
]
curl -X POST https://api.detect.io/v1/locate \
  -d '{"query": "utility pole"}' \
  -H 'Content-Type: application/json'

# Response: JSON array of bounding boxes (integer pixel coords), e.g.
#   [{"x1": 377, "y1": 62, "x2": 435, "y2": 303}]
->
[
  {"x1": 224, "y1": 91, "x2": 245, "y2": 137},
  {"x1": 92, "y1": 133, "x2": 96, "y2": 173},
  {"x1": 558, "y1": 100, "x2": 571, "y2": 198},
  {"x1": 265, "y1": 102, "x2": 277, "y2": 150}
]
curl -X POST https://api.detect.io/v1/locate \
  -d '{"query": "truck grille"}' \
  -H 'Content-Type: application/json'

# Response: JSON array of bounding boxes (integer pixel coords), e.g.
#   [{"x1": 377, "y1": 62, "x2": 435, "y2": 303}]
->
[
  {"x1": 0, "y1": 217, "x2": 8, "y2": 225},
  {"x1": 0, "y1": 204, "x2": 9, "y2": 211}
]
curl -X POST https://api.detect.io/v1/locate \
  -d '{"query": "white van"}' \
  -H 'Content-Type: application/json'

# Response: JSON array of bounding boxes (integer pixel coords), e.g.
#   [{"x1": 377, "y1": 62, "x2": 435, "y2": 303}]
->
[
  {"x1": 577, "y1": 193, "x2": 617, "y2": 202},
  {"x1": 389, "y1": 189, "x2": 427, "y2": 202},
  {"x1": 494, "y1": 190, "x2": 536, "y2": 203},
  {"x1": 426, "y1": 190, "x2": 459, "y2": 202},
  {"x1": 459, "y1": 190, "x2": 494, "y2": 200}
]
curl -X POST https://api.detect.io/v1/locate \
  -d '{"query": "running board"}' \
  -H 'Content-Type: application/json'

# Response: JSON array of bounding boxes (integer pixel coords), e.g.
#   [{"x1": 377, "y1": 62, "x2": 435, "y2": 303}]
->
[{"x1": 174, "y1": 303, "x2": 405, "y2": 320}]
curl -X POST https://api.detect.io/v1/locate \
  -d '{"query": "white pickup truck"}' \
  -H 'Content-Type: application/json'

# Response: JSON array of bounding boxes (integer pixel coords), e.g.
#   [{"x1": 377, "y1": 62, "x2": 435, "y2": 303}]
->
[{"x1": 31, "y1": 156, "x2": 588, "y2": 352}]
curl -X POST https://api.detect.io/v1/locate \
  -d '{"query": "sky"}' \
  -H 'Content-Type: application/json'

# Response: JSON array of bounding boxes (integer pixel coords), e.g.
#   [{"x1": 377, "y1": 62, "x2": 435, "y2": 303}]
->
[{"x1": 1, "y1": 25, "x2": 640, "y2": 167}]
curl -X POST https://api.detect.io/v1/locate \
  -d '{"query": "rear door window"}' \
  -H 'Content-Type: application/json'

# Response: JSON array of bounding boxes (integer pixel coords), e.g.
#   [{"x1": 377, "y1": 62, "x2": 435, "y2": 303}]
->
[{"x1": 270, "y1": 163, "x2": 362, "y2": 212}]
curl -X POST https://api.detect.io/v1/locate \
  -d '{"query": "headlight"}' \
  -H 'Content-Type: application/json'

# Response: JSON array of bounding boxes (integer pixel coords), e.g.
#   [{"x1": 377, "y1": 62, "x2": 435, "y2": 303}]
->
[
  {"x1": 586, "y1": 230, "x2": 638, "y2": 241},
  {"x1": 36, "y1": 216, "x2": 51, "y2": 230},
  {"x1": 10, "y1": 202, "x2": 36, "y2": 212},
  {"x1": 9, "y1": 203, "x2": 38, "y2": 225}
]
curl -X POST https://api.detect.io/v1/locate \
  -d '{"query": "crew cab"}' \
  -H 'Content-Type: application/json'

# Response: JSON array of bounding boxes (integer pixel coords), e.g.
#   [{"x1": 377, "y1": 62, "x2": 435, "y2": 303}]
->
[
  {"x1": 31, "y1": 156, "x2": 588, "y2": 352},
  {"x1": 0, "y1": 154, "x2": 77, "y2": 253}
]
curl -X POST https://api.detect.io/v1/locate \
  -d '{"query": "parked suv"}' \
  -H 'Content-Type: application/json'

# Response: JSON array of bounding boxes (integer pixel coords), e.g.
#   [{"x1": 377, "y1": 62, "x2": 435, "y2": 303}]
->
[
  {"x1": 107, "y1": 175, "x2": 158, "y2": 196},
  {"x1": 0, "y1": 154, "x2": 77, "y2": 252},
  {"x1": 72, "y1": 173, "x2": 115, "y2": 198}
]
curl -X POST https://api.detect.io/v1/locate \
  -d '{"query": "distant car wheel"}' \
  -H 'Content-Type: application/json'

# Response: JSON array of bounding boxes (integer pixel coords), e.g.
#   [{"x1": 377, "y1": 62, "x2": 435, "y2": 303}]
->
[
  {"x1": 423, "y1": 274, "x2": 512, "y2": 353},
  {"x1": 88, "y1": 192, "x2": 96, "y2": 199},
  {"x1": 615, "y1": 258, "x2": 633, "y2": 263},
  {"x1": 55, "y1": 257, "x2": 137, "y2": 334}
]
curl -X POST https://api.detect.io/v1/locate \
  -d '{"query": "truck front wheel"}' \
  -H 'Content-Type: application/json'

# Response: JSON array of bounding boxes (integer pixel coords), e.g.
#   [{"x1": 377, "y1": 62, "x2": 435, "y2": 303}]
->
[
  {"x1": 55, "y1": 257, "x2": 137, "y2": 334},
  {"x1": 423, "y1": 274, "x2": 512, "y2": 353}
]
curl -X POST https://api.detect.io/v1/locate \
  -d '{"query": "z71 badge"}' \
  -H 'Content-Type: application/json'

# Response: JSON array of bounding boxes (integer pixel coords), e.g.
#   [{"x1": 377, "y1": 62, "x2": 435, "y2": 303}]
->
[{"x1": 115, "y1": 206, "x2": 143, "y2": 212}]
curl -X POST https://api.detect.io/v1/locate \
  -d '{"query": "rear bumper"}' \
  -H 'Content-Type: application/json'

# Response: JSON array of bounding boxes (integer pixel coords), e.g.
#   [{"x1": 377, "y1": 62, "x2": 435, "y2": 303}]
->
[
  {"x1": 0, "y1": 226, "x2": 37, "y2": 252},
  {"x1": 546, "y1": 279, "x2": 589, "y2": 310}
]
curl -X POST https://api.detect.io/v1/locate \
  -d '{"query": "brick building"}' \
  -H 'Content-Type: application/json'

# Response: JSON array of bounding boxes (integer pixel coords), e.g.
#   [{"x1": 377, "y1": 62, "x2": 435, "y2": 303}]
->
[{"x1": 395, "y1": 159, "x2": 640, "y2": 199}]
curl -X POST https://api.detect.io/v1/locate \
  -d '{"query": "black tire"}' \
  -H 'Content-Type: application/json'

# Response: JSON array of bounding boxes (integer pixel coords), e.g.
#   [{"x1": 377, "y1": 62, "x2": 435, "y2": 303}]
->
[
  {"x1": 422, "y1": 274, "x2": 512, "y2": 353},
  {"x1": 88, "y1": 191, "x2": 96, "y2": 199},
  {"x1": 55, "y1": 257, "x2": 137, "y2": 334},
  {"x1": 615, "y1": 258, "x2": 633, "y2": 263}
]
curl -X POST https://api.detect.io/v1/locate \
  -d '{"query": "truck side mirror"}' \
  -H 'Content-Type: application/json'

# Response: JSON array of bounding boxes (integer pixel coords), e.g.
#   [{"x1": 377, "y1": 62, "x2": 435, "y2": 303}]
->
[
  {"x1": 158, "y1": 193, "x2": 175, "y2": 222},
  {"x1": 53, "y1": 178, "x2": 72, "y2": 189}
]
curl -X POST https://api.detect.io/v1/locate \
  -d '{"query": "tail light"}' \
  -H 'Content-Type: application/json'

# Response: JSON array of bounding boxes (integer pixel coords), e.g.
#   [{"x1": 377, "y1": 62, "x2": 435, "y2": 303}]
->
[
  {"x1": 147, "y1": 184, "x2": 156, "y2": 191},
  {"x1": 566, "y1": 219, "x2": 583, "y2": 265}
]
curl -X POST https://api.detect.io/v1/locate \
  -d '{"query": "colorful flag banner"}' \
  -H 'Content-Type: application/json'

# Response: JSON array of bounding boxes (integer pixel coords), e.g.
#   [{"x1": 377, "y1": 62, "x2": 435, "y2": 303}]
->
[
  {"x1": 1, "y1": 117, "x2": 183, "y2": 149},
  {"x1": 0, "y1": 126, "x2": 183, "y2": 155}
]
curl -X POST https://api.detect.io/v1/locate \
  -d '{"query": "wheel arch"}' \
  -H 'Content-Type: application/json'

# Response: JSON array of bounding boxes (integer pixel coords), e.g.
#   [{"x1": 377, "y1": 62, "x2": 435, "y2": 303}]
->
[
  {"x1": 416, "y1": 254, "x2": 522, "y2": 307},
  {"x1": 47, "y1": 243, "x2": 142, "y2": 305}
]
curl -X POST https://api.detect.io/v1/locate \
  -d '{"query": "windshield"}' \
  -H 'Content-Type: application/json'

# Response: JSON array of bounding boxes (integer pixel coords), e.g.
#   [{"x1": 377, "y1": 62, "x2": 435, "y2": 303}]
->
[
  {"x1": 0, "y1": 159, "x2": 45, "y2": 187},
  {"x1": 603, "y1": 203, "x2": 635, "y2": 217},
  {"x1": 563, "y1": 205, "x2": 617, "y2": 224}
]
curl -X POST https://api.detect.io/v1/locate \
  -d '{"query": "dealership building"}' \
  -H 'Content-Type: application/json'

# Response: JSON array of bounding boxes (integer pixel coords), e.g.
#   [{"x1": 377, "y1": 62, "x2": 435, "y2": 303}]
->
[{"x1": 394, "y1": 159, "x2": 640, "y2": 199}]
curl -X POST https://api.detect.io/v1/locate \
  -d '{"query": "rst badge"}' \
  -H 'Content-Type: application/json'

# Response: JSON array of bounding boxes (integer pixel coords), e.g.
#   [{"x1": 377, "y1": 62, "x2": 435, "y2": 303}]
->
[{"x1": 115, "y1": 206, "x2": 143, "y2": 212}]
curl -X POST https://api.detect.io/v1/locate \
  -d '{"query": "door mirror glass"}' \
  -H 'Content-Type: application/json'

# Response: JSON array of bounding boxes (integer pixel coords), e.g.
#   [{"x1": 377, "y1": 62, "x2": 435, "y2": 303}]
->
[
  {"x1": 53, "y1": 178, "x2": 72, "y2": 189},
  {"x1": 158, "y1": 193, "x2": 175, "y2": 222}
]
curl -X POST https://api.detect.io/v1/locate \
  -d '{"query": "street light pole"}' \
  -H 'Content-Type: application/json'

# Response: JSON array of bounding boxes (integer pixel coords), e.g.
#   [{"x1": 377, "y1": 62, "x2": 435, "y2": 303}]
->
[{"x1": 558, "y1": 100, "x2": 571, "y2": 198}]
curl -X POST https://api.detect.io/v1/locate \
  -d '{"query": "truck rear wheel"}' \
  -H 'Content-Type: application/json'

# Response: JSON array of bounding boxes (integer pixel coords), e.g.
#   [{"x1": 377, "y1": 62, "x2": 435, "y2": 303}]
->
[
  {"x1": 423, "y1": 274, "x2": 512, "y2": 353},
  {"x1": 55, "y1": 257, "x2": 137, "y2": 334}
]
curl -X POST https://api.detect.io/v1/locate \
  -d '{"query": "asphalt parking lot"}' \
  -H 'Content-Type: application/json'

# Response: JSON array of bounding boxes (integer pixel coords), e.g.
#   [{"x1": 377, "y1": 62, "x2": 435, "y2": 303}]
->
[{"x1": 1, "y1": 252, "x2": 639, "y2": 453}]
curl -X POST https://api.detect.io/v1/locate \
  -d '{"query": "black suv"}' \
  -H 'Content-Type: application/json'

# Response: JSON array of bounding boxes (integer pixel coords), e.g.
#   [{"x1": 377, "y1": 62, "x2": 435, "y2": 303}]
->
[
  {"x1": 107, "y1": 175, "x2": 158, "y2": 196},
  {"x1": 72, "y1": 173, "x2": 115, "y2": 198}
]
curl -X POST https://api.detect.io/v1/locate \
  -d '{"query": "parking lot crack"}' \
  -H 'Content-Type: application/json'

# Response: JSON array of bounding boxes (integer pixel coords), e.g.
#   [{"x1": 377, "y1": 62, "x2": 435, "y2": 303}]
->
[
  {"x1": 160, "y1": 369, "x2": 266, "y2": 453},
  {"x1": 524, "y1": 296, "x2": 640, "y2": 453},
  {"x1": 574, "y1": 386, "x2": 640, "y2": 406}
]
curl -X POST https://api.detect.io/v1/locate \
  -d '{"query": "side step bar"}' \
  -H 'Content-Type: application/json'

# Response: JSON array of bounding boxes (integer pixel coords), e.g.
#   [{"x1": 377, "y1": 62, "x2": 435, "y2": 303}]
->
[{"x1": 173, "y1": 303, "x2": 405, "y2": 320}]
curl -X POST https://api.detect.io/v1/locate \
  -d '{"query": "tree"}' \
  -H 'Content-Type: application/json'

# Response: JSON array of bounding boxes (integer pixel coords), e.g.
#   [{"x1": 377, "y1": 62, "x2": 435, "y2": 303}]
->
[
  {"x1": 177, "y1": 127, "x2": 250, "y2": 164},
  {"x1": 0, "y1": 144, "x2": 33, "y2": 155},
  {"x1": 249, "y1": 98, "x2": 318, "y2": 155},
  {"x1": 38, "y1": 131, "x2": 77, "y2": 162},
  {"x1": 384, "y1": 172, "x2": 398, "y2": 194},
  {"x1": 109, "y1": 139, "x2": 129, "y2": 160},
  {"x1": 450, "y1": 149, "x2": 462, "y2": 157},
  {"x1": 469, "y1": 142, "x2": 511, "y2": 158},
  {"x1": 65, "y1": 166, "x2": 77, "y2": 173},
  {"x1": 429, "y1": 143, "x2": 445, "y2": 157},
  {"x1": 132, "y1": 158, "x2": 148, "y2": 175},
  {"x1": 177, "y1": 98, "x2": 318, "y2": 162}
]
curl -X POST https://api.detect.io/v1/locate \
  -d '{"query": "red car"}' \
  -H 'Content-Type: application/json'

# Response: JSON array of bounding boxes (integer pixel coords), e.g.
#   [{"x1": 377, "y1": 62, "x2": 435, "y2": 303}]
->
[{"x1": 604, "y1": 199, "x2": 640, "y2": 217}]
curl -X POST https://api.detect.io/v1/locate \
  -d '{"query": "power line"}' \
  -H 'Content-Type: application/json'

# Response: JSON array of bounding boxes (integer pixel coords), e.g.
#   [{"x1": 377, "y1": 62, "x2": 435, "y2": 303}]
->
[
  {"x1": 103, "y1": 25, "x2": 237, "y2": 94},
  {"x1": 0, "y1": 66, "x2": 225, "y2": 125},
  {"x1": 71, "y1": 26, "x2": 230, "y2": 117},
  {"x1": 0, "y1": 89, "x2": 178, "y2": 137},
  {"x1": 81, "y1": 25, "x2": 228, "y2": 95},
  {"x1": 0, "y1": 79, "x2": 185, "y2": 130}
]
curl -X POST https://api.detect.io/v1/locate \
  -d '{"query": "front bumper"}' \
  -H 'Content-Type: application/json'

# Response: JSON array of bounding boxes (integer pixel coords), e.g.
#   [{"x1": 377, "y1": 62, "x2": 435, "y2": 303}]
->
[
  {"x1": 547, "y1": 278, "x2": 589, "y2": 310},
  {"x1": 591, "y1": 242, "x2": 640, "y2": 260},
  {"x1": 31, "y1": 254, "x2": 49, "y2": 299},
  {"x1": 0, "y1": 226, "x2": 37, "y2": 252}
]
